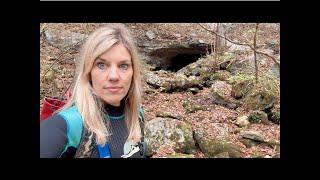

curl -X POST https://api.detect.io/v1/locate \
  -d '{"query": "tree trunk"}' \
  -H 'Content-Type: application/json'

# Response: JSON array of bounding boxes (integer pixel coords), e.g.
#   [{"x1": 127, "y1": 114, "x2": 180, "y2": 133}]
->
[{"x1": 215, "y1": 23, "x2": 226, "y2": 52}]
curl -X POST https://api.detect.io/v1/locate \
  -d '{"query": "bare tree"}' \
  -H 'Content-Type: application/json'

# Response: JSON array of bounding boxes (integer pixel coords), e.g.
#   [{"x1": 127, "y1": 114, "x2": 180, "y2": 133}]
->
[
  {"x1": 198, "y1": 23, "x2": 280, "y2": 68},
  {"x1": 215, "y1": 23, "x2": 226, "y2": 52}
]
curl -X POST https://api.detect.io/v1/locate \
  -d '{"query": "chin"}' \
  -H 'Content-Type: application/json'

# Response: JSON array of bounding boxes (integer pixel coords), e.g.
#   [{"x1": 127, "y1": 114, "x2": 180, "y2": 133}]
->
[{"x1": 104, "y1": 97, "x2": 122, "y2": 106}]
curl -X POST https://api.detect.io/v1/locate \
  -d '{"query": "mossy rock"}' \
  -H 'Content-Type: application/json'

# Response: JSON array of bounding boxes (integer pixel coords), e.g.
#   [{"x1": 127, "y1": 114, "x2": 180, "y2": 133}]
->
[
  {"x1": 210, "y1": 70, "x2": 232, "y2": 81},
  {"x1": 270, "y1": 111, "x2": 280, "y2": 124},
  {"x1": 156, "y1": 111, "x2": 182, "y2": 120},
  {"x1": 244, "y1": 77, "x2": 279, "y2": 111},
  {"x1": 185, "y1": 104, "x2": 205, "y2": 113},
  {"x1": 198, "y1": 139, "x2": 242, "y2": 158},
  {"x1": 239, "y1": 138, "x2": 260, "y2": 148},
  {"x1": 228, "y1": 74, "x2": 255, "y2": 99},
  {"x1": 145, "y1": 118, "x2": 196, "y2": 156},
  {"x1": 249, "y1": 110, "x2": 268, "y2": 123}
]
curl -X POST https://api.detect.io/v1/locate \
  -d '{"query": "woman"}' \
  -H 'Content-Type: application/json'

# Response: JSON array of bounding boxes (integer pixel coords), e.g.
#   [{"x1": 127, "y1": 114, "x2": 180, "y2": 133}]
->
[{"x1": 40, "y1": 23, "x2": 146, "y2": 158}]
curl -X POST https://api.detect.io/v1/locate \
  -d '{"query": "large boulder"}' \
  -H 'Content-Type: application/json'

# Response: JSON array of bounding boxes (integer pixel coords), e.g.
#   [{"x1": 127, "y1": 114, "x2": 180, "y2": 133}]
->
[
  {"x1": 243, "y1": 77, "x2": 279, "y2": 111},
  {"x1": 145, "y1": 71, "x2": 201, "y2": 92},
  {"x1": 144, "y1": 117, "x2": 196, "y2": 156},
  {"x1": 227, "y1": 74, "x2": 255, "y2": 99},
  {"x1": 210, "y1": 80, "x2": 239, "y2": 109},
  {"x1": 43, "y1": 29, "x2": 88, "y2": 52},
  {"x1": 194, "y1": 123, "x2": 242, "y2": 158}
]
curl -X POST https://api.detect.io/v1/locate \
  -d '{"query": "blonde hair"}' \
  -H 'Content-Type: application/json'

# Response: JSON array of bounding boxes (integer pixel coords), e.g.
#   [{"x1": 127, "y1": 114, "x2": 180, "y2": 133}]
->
[{"x1": 58, "y1": 23, "x2": 142, "y2": 146}]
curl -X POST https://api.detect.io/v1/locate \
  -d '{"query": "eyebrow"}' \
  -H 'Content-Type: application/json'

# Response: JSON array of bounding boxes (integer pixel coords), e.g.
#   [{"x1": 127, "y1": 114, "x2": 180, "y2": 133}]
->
[{"x1": 96, "y1": 58, "x2": 131, "y2": 64}]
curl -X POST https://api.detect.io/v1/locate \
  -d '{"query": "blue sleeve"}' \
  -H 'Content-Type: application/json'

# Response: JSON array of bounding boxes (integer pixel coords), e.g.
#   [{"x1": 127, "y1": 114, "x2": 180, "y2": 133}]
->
[{"x1": 40, "y1": 114, "x2": 68, "y2": 158}]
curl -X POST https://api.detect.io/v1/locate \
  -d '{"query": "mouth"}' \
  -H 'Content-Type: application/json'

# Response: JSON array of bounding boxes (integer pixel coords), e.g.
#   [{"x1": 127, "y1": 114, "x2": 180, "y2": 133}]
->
[{"x1": 104, "y1": 86, "x2": 122, "y2": 93}]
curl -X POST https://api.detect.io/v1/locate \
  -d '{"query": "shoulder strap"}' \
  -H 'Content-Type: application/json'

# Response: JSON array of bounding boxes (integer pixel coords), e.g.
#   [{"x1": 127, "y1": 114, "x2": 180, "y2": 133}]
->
[
  {"x1": 58, "y1": 106, "x2": 83, "y2": 150},
  {"x1": 138, "y1": 106, "x2": 145, "y2": 141}
]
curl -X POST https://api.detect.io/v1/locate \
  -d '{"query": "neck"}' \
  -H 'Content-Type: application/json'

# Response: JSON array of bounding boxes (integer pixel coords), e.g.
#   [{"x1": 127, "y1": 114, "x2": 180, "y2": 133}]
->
[{"x1": 104, "y1": 100, "x2": 125, "y2": 117}]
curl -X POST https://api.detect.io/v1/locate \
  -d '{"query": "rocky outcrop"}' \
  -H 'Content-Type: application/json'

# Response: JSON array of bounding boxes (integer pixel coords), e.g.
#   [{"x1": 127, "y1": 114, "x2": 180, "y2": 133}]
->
[{"x1": 144, "y1": 117, "x2": 196, "y2": 156}]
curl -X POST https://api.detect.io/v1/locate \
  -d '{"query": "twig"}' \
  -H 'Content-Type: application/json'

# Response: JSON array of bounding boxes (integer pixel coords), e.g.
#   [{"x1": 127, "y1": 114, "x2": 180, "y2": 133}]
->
[
  {"x1": 198, "y1": 23, "x2": 280, "y2": 68},
  {"x1": 41, "y1": 40, "x2": 81, "y2": 83}
]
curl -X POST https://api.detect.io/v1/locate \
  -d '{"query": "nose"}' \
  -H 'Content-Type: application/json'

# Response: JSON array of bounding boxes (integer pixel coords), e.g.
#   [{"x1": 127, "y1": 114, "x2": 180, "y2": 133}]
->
[{"x1": 107, "y1": 66, "x2": 119, "y2": 82}]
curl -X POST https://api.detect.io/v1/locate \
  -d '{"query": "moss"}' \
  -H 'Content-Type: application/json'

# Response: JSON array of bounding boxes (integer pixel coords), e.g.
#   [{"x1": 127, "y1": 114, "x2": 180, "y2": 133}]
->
[
  {"x1": 210, "y1": 70, "x2": 231, "y2": 81},
  {"x1": 249, "y1": 110, "x2": 268, "y2": 123},
  {"x1": 271, "y1": 111, "x2": 280, "y2": 124},
  {"x1": 186, "y1": 104, "x2": 204, "y2": 113},
  {"x1": 182, "y1": 100, "x2": 189, "y2": 108},
  {"x1": 244, "y1": 77, "x2": 279, "y2": 110},
  {"x1": 251, "y1": 150, "x2": 264, "y2": 158},
  {"x1": 177, "y1": 123, "x2": 195, "y2": 151},
  {"x1": 228, "y1": 73, "x2": 255, "y2": 99},
  {"x1": 198, "y1": 68, "x2": 212, "y2": 81},
  {"x1": 201, "y1": 139, "x2": 242, "y2": 158}
]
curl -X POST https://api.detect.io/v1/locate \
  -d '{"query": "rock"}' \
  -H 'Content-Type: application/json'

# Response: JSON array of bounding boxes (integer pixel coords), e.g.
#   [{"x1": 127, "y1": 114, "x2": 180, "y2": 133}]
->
[
  {"x1": 211, "y1": 80, "x2": 232, "y2": 106},
  {"x1": 185, "y1": 104, "x2": 204, "y2": 114},
  {"x1": 227, "y1": 54, "x2": 268, "y2": 75},
  {"x1": 145, "y1": 72, "x2": 166, "y2": 89},
  {"x1": 156, "y1": 111, "x2": 182, "y2": 120},
  {"x1": 228, "y1": 74, "x2": 255, "y2": 99},
  {"x1": 165, "y1": 153, "x2": 195, "y2": 158},
  {"x1": 235, "y1": 115, "x2": 249, "y2": 127},
  {"x1": 144, "y1": 117, "x2": 196, "y2": 156},
  {"x1": 146, "y1": 30, "x2": 156, "y2": 40},
  {"x1": 187, "y1": 87, "x2": 199, "y2": 95},
  {"x1": 44, "y1": 29, "x2": 88, "y2": 52},
  {"x1": 239, "y1": 138, "x2": 259, "y2": 148},
  {"x1": 146, "y1": 71, "x2": 201, "y2": 93},
  {"x1": 43, "y1": 69, "x2": 56, "y2": 83},
  {"x1": 210, "y1": 80, "x2": 238, "y2": 109},
  {"x1": 191, "y1": 69, "x2": 200, "y2": 76},
  {"x1": 270, "y1": 111, "x2": 280, "y2": 124},
  {"x1": 209, "y1": 70, "x2": 231, "y2": 82},
  {"x1": 227, "y1": 41, "x2": 251, "y2": 51},
  {"x1": 243, "y1": 78, "x2": 278, "y2": 111},
  {"x1": 194, "y1": 123, "x2": 242, "y2": 158},
  {"x1": 239, "y1": 130, "x2": 265, "y2": 142},
  {"x1": 144, "y1": 87, "x2": 157, "y2": 94},
  {"x1": 272, "y1": 153, "x2": 280, "y2": 158},
  {"x1": 267, "y1": 62, "x2": 280, "y2": 78},
  {"x1": 174, "y1": 33, "x2": 181, "y2": 38},
  {"x1": 214, "y1": 152, "x2": 230, "y2": 158},
  {"x1": 248, "y1": 110, "x2": 269, "y2": 124},
  {"x1": 265, "y1": 103, "x2": 280, "y2": 124},
  {"x1": 265, "y1": 139, "x2": 280, "y2": 149}
]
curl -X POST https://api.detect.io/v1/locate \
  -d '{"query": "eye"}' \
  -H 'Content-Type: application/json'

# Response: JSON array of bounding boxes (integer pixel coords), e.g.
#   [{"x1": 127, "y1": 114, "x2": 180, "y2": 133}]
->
[
  {"x1": 119, "y1": 64, "x2": 129, "y2": 70},
  {"x1": 97, "y1": 62, "x2": 106, "y2": 70}
]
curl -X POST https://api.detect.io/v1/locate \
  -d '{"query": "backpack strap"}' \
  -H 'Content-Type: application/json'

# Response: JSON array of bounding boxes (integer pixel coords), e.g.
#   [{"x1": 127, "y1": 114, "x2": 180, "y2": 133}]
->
[
  {"x1": 138, "y1": 106, "x2": 145, "y2": 141},
  {"x1": 58, "y1": 106, "x2": 83, "y2": 155}
]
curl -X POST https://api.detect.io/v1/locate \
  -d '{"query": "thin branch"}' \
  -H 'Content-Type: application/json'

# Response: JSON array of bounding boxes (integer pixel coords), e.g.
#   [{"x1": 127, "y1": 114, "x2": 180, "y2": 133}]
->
[
  {"x1": 198, "y1": 23, "x2": 280, "y2": 67},
  {"x1": 254, "y1": 23, "x2": 259, "y2": 83},
  {"x1": 41, "y1": 40, "x2": 82, "y2": 83}
]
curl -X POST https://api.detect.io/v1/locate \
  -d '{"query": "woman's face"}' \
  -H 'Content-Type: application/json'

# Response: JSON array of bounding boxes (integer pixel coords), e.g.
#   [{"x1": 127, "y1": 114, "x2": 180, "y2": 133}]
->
[{"x1": 90, "y1": 43, "x2": 133, "y2": 107}]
